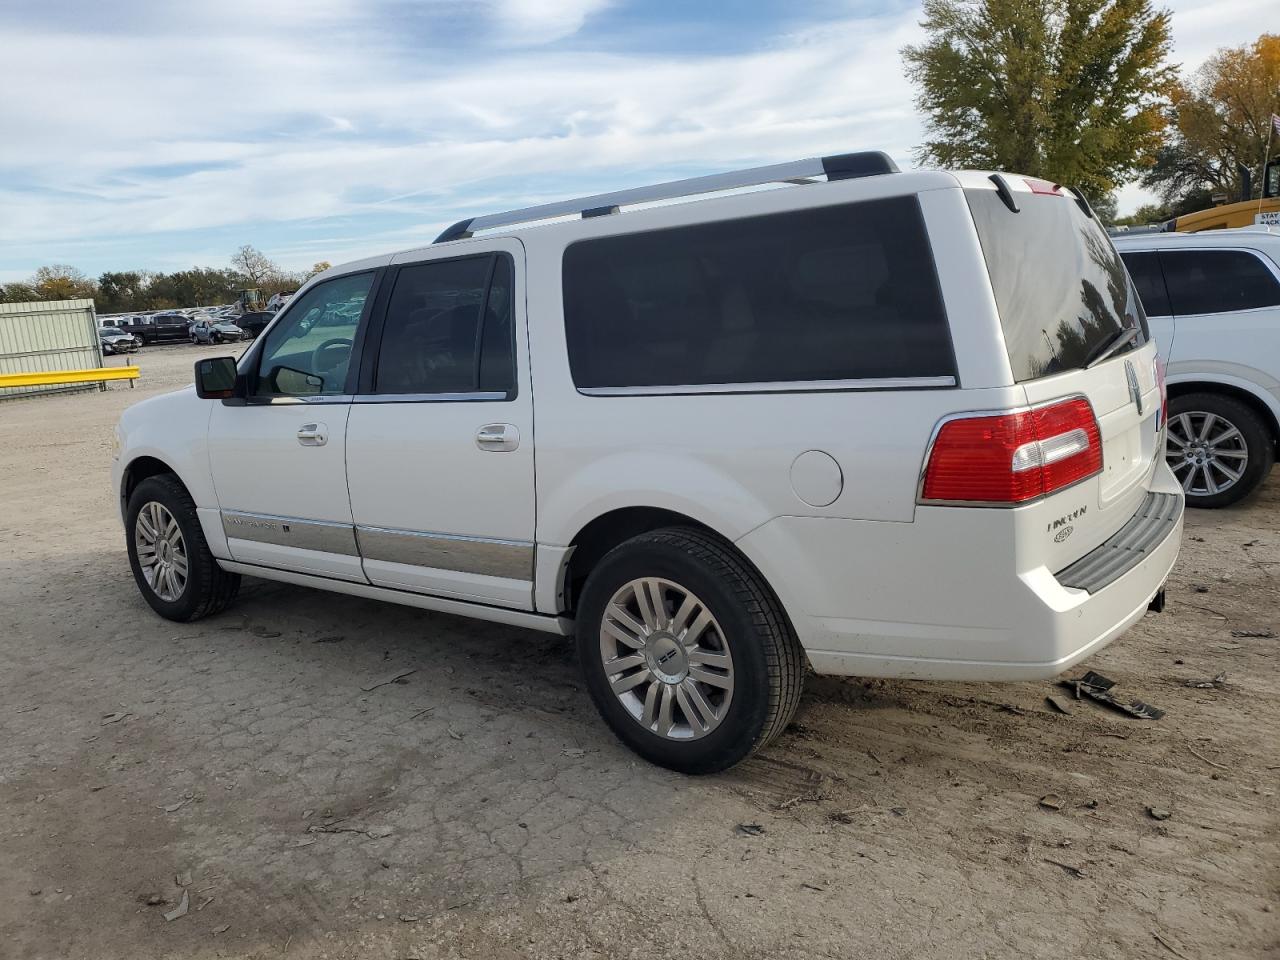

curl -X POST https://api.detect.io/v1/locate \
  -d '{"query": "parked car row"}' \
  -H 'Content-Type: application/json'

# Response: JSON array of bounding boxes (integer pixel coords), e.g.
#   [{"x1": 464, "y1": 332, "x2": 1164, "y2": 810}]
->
[{"x1": 101, "y1": 313, "x2": 272, "y2": 347}]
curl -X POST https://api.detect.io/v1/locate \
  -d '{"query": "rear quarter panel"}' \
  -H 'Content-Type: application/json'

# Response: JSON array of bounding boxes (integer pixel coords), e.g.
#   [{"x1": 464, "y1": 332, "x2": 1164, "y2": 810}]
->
[{"x1": 522, "y1": 176, "x2": 1022, "y2": 551}]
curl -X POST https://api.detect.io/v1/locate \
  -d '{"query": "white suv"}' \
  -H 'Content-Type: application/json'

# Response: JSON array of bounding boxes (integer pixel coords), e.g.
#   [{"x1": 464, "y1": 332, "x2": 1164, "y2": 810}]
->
[
  {"x1": 1113, "y1": 227, "x2": 1280, "y2": 506},
  {"x1": 112, "y1": 153, "x2": 1183, "y2": 772}
]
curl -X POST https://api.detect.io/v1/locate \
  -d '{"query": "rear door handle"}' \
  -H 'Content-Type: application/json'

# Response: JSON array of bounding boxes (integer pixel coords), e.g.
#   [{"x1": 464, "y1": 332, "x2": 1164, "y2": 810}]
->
[
  {"x1": 476, "y1": 423, "x2": 520, "y2": 452},
  {"x1": 297, "y1": 422, "x2": 328, "y2": 446}
]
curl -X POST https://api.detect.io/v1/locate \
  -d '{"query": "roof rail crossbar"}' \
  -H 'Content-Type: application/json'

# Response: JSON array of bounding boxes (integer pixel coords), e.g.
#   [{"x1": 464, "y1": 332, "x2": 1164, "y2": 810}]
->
[{"x1": 432, "y1": 151, "x2": 898, "y2": 243}]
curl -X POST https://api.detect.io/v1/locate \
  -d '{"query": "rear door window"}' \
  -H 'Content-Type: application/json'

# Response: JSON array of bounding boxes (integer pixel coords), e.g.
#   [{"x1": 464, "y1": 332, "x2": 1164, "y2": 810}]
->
[
  {"x1": 966, "y1": 189, "x2": 1147, "y2": 382},
  {"x1": 1119, "y1": 251, "x2": 1171, "y2": 317},
  {"x1": 371, "y1": 254, "x2": 515, "y2": 396},
  {"x1": 561, "y1": 196, "x2": 955, "y2": 390},
  {"x1": 1157, "y1": 250, "x2": 1280, "y2": 315}
]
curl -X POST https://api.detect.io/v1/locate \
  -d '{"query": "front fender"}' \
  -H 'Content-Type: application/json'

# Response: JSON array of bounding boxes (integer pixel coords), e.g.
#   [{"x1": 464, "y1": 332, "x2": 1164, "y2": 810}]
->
[{"x1": 115, "y1": 388, "x2": 217, "y2": 509}]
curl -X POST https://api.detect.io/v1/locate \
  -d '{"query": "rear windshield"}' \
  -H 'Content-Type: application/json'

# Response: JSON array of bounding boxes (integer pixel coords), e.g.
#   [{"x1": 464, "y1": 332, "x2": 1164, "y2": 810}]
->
[{"x1": 966, "y1": 188, "x2": 1147, "y2": 382}]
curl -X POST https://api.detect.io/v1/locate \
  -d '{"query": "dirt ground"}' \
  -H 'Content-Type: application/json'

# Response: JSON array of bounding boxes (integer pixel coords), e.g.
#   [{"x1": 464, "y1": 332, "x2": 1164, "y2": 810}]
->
[{"x1": 1, "y1": 344, "x2": 1277, "y2": 960}]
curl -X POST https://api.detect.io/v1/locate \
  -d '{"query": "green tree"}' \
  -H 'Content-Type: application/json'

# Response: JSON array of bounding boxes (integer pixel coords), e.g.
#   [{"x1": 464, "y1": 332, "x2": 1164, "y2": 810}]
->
[
  {"x1": 1113, "y1": 201, "x2": 1171, "y2": 226},
  {"x1": 1092, "y1": 192, "x2": 1120, "y2": 224},
  {"x1": 0, "y1": 282, "x2": 38, "y2": 303},
  {"x1": 33, "y1": 265, "x2": 96, "y2": 301},
  {"x1": 97, "y1": 271, "x2": 150, "y2": 313},
  {"x1": 902, "y1": 0, "x2": 1175, "y2": 196},
  {"x1": 1143, "y1": 34, "x2": 1280, "y2": 206},
  {"x1": 150, "y1": 268, "x2": 241, "y2": 308}
]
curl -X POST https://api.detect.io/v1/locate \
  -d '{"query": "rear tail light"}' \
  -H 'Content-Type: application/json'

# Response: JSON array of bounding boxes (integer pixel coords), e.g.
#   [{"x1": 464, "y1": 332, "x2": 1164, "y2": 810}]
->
[{"x1": 921, "y1": 397, "x2": 1102, "y2": 505}]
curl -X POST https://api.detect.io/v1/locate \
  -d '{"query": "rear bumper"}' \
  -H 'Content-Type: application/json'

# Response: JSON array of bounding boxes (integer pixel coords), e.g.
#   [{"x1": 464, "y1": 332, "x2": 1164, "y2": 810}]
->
[{"x1": 736, "y1": 463, "x2": 1184, "y2": 681}]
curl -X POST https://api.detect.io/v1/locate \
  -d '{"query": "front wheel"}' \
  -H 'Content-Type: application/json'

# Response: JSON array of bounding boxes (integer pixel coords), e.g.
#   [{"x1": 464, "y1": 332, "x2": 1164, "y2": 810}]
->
[
  {"x1": 576, "y1": 527, "x2": 805, "y2": 774},
  {"x1": 126, "y1": 474, "x2": 240, "y2": 621},
  {"x1": 1166, "y1": 393, "x2": 1274, "y2": 508}
]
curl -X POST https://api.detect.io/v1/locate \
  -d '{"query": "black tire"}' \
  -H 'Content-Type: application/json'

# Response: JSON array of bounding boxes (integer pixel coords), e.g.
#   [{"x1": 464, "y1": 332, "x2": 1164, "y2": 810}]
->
[
  {"x1": 126, "y1": 474, "x2": 240, "y2": 621},
  {"x1": 1167, "y1": 392, "x2": 1274, "y2": 508},
  {"x1": 576, "y1": 526, "x2": 805, "y2": 774}
]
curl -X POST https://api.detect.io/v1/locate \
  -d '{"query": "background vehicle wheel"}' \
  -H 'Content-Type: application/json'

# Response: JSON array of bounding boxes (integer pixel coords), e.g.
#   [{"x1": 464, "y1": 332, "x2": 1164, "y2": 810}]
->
[
  {"x1": 126, "y1": 474, "x2": 240, "y2": 621},
  {"x1": 1166, "y1": 392, "x2": 1274, "y2": 508},
  {"x1": 576, "y1": 526, "x2": 805, "y2": 774}
]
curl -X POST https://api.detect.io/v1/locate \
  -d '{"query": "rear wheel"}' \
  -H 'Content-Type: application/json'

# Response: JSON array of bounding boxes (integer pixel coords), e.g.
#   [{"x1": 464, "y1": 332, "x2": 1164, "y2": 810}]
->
[
  {"x1": 576, "y1": 527, "x2": 804, "y2": 774},
  {"x1": 126, "y1": 474, "x2": 240, "y2": 620},
  {"x1": 1166, "y1": 392, "x2": 1274, "y2": 507}
]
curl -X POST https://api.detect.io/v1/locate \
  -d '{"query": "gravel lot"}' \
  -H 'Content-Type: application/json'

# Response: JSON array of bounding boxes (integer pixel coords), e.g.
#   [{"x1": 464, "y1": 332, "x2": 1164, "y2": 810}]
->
[{"x1": 1, "y1": 344, "x2": 1277, "y2": 960}]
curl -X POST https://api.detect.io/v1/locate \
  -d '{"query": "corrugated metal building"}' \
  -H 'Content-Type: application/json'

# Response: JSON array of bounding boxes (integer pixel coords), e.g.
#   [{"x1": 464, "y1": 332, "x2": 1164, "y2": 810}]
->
[{"x1": 0, "y1": 299, "x2": 103, "y2": 399}]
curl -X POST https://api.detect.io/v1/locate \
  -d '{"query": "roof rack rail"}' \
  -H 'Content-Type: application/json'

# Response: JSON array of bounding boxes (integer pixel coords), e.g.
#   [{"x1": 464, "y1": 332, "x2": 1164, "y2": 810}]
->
[{"x1": 433, "y1": 150, "x2": 899, "y2": 243}]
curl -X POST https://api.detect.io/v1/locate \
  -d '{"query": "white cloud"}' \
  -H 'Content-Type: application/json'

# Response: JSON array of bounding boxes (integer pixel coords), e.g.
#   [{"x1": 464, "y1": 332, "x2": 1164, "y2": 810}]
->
[
  {"x1": 491, "y1": 0, "x2": 612, "y2": 45},
  {"x1": 0, "y1": 9, "x2": 924, "y2": 271},
  {"x1": 0, "y1": 0, "x2": 1272, "y2": 267}
]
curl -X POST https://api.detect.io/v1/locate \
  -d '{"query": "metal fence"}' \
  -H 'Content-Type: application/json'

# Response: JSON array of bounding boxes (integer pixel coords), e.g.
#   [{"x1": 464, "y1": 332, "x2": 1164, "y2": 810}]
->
[{"x1": 0, "y1": 299, "x2": 104, "y2": 400}]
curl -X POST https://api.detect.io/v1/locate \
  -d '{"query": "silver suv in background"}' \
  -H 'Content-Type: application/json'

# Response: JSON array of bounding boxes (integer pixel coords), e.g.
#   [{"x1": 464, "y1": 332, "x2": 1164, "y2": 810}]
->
[{"x1": 1115, "y1": 227, "x2": 1280, "y2": 506}]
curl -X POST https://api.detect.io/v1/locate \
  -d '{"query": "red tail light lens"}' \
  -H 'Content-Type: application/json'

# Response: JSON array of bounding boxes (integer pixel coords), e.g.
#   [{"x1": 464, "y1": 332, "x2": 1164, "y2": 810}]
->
[{"x1": 922, "y1": 397, "x2": 1102, "y2": 504}]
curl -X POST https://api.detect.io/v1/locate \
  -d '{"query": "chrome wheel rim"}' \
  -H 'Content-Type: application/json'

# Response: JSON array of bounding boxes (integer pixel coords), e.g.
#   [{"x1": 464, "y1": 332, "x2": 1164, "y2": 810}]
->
[
  {"x1": 599, "y1": 577, "x2": 734, "y2": 741},
  {"x1": 1166, "y1": 411, "x2": 1249, "y2": 498},
  {"x1": 135, "y1": 501, "x2": 188, "y2": 601}
]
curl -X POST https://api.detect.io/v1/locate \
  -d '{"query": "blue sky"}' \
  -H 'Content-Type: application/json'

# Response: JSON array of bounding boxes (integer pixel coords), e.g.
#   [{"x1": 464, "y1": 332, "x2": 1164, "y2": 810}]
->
[{"x1": 0, "y1": 0, "x2": 1271, "y2": 283}]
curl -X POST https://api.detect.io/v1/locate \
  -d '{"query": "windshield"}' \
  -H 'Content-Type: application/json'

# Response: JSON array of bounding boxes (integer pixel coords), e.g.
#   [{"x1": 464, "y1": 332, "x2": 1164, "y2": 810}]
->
[{"x1": 966, "y1": 188, "x2": 1148, "y2": 382}]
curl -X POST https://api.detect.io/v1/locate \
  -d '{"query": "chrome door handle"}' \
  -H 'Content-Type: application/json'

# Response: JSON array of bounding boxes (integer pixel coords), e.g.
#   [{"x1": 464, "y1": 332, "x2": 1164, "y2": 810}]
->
[
  {"x1": 476, "y1": 423, "x2": 520, "y2": 452},
  {"x1": 297, "y1": 422, "x2": 328, "y2": 446}
]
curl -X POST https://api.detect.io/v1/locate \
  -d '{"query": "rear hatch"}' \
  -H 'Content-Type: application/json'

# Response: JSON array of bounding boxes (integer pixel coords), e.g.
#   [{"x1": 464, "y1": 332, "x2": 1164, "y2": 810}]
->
[{"x1": 965, "y1": 179, "x2": 1164, "y2": 575}]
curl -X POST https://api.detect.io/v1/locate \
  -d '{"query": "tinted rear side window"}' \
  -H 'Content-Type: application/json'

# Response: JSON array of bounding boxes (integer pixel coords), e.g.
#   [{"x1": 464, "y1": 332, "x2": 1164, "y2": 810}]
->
[
  {"x1": 1119, "y1": 251, "x2": 1171, "y2": 317},
  {"x1": 966, "y1": 189, "x2": 1147, "y2": 382},
  {"x1": 374, "y1": 254, "x2": 515, "y2": 395},
  {"x1": 561, "y1": 196, "x2": 955, "y2": 389},
  {"x1": 1158, "y1": 250, "x2": 1280, "y2": 315}
]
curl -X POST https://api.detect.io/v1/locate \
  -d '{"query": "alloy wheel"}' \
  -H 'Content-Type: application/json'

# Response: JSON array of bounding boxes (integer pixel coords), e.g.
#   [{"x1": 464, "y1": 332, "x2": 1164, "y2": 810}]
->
[
  {"x1": 135, "y1": 501, "x2": 189, "y2": 601},
  {"x1": 598, "y1": 577, "x2": 734, "y2": 740},
  {"x1": 1166, "y1": 411, "x2": 1249, "y2": 498}
]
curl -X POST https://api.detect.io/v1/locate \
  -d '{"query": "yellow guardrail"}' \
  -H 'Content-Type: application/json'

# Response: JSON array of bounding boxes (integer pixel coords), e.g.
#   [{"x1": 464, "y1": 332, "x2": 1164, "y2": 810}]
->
[{"x1": 0, "y1": 365, "x2": 141, "y2": 389}]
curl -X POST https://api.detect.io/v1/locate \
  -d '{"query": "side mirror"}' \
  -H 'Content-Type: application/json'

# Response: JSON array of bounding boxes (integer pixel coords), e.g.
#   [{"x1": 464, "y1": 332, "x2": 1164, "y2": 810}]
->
[{"x1": 194, "y1": 356, "x2": 239, "y2": 400}]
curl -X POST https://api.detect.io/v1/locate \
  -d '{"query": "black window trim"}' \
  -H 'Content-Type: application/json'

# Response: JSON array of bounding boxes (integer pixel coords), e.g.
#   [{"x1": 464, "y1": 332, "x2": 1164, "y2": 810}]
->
[
  {"x1": 560, "y1": 194, "x2": 961, "y2": 396},
  {"x1": 1152, "y1": 245, "x2": 1280, "y2": 318},
  {"x1": 230, "y1": 267, "x2": 385, "y2": 407},
  {"x1": 354, "y1": 250, "x2": 519, "y2": 403}
]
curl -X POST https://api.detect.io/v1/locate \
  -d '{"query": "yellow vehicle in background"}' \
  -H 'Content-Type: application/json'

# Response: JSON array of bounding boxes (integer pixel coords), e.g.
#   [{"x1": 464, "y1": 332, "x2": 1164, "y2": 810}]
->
[{"x1": 1168, "y1": 158, "x2": 1280, "y2": 232}]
